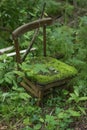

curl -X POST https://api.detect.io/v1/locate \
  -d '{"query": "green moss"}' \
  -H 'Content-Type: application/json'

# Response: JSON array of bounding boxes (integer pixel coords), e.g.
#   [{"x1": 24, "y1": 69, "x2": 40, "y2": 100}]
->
[{"x1": 23, "y1": 57, "x2": 77, "y2": 85}]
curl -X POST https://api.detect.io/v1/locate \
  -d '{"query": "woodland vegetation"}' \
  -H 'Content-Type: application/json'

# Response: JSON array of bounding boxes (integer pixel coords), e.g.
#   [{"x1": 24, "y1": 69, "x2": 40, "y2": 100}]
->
[{"x1": 0, "y1": 0, "x2": 87, "y2": 130}]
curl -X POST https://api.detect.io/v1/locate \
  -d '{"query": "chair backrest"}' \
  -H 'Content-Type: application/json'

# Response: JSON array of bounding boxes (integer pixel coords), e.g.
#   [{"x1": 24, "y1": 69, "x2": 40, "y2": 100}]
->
[{"x1": 12, "y1": 18, "x2": 52, "y2": 64}]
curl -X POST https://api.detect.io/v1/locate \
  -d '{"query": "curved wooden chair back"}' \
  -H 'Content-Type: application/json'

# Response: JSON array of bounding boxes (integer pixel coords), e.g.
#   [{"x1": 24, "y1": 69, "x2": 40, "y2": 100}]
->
[{"x1": 12, "y1": 18, "x2": 52, "y2": 64}]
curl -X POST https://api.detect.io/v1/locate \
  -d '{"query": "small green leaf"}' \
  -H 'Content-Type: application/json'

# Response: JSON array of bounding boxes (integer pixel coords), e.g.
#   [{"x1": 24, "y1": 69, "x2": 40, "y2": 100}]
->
[
  {"x1": 23, "y1": 117, "x2": 31, "y2": 125},
  {"x1": 68, "y1": 109, "x2": 80, "y2": 117},
  {"x1": 39, "y1": 118, "x2": 44, "y2": 123},
  {"x1": 74, "y1": 90, "x2": 79, "y2": 97},
  {"x1": 34, "y1": 124, "x2": 41, "y2": 130},
  {"x1": 79, "y1": 97, "x2": 87, "y2": 101},
  {"x1": 14, "y1": 71, "x2": 25, "y2": 77},
  {"x1": 78, "y1": 106, "x2": 86, "y2": 115},
  {"x1": 19, "y1": 93, "x2": 31, "y2": 100},
  {"x1": 5, "y1": 77, "x2": 12, "y2": 84}
]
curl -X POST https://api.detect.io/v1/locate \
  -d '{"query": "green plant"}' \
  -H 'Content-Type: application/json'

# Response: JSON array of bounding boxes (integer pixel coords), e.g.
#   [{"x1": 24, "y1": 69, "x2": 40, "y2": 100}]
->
[
  {"x1": 45, "y1": 115, "x2": 57, "y2": 130},
  {"x1": 55, "y1": 107, "x2": 80, "y2": 130},
  {"x1": 47, "y1": 25, "x2": 74, "y2": 59},
  {"x1": 64, "y1": 0, "x2": 74, "y2": 24},
  {"x1": 0, "y1": 84, "x2": 43, "y2": 129},
  {"x1": 37, "y1": 0, "x2": 63, "y2": 17},
  {"x1": 67, "y1": 16, "x2": 87, "y2": 96},
  {"x1": 67, "y1": 87, "x2": 87, "y2": 115},
  {"x1": 76, "y1": 0, "x2": 87, "y2": 7},
  {"x1": 0, "y1": 1, "x2": 87, "y2": 129},
  {"x1": 0, "y1": 0, "x2": 40, "y2": 47},
  {"x1": 0, "y1": 55, "x2": 16, "y2": 86},
  {"x1": 68, "y1": 88, "x2": 87, "y2": 104}
]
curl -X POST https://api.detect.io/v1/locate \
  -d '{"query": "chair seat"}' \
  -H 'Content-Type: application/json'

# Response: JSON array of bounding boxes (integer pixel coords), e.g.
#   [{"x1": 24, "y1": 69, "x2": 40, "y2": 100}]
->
[{"x1": 21, "y1": 57, "x2": 77, "y2": 85}]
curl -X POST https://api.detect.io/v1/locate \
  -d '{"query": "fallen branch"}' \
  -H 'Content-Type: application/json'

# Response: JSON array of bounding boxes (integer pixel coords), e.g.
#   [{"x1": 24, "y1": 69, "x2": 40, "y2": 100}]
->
[
  {"x1": 0, "y1": 46, "x2": 36, "y2": 57},
  {"x1": 6, "y1": 48, "x2": 36, "y2": 57},
  {"x1": 0, "y1": 46, "x2": 14, "y2": 54}
]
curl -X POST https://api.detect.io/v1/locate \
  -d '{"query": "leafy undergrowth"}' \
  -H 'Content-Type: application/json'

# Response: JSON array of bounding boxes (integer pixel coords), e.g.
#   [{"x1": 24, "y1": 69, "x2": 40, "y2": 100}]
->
[
  {"x1": 0, "y1": 0, "x2": 87, "y2": 130},
  {"x1": 0, "y1": 54, "x2": 87, "y2": 130},
  {"x1": 0, "y1": 85, "x2": 87, "y2": 130}
]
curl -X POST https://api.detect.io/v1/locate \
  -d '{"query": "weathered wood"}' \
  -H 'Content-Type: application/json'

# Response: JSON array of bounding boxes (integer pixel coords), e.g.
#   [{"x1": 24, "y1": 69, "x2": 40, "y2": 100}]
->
[
  {"x1": 20, "y1": 81, "x2": 38, "y2": 97},
  {"x1": 24, "y1": 78, "x2": 39, "y2": 94},
  {"x1": 7, "y1": 49, "x2": 26, "y2": 57},
  {"x1": 12, "y1": 18, "x2": 52, "y2": 38},
  {"x1": 37, "y1": 90, "x2": 43, "y2": 106},
  {"x1": 43, "y1": 25, "x2": 46, "y2": 56},
  {"x1": 6, "y1": 48, "x2": 36, "y2": 57},
  {"x1": 36, "y1": 78, "x2": 69, "y2": 91},
  {"x1": 0, "y1": 46, "x2": 14, "y2": 53},
  {"x1": 14, "y1": 38, "x2": 21, "y2": 63},
  {"x1": 12, "y1": 18, "x2": 52, "y2": 64},
  {"x1": 44, "y1": 79, "x2": 68, "y2": 90}
]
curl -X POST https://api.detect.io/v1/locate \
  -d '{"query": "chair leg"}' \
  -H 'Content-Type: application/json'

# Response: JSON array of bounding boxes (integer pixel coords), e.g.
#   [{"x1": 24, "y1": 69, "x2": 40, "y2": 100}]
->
[{"x1": 37, "y1": 90, "x2": 43, "y2": 106}]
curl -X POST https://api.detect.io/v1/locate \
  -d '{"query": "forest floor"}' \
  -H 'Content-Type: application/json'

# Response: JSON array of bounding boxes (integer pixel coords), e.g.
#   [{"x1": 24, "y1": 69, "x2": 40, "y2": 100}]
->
[
  {"x1": 0, "y1": 104, "x2": 87, "y2": 130},
  {"x1": 70, "y1": 109, "x2": 87, "y2": 130}
]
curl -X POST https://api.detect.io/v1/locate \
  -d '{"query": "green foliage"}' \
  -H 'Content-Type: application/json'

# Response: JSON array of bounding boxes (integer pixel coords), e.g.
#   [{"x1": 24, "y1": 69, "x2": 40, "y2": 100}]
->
[
  {"x1": 0, "y1": 0, "x2": 32, "y2": 29},
  {"x1": 68, "y1": 89, "x2": 87, "y2": 103},
  {"x1": 0, "y1": 85, "x2": 43, "y2": 129},
  {"x1": 0, "y1": 0, "x2": 87, "y2": 129},
  {"x1": 0, "y1": 55, "x2": 16, "y2": 86},
  {"x1": 45, "y1": 0, "x2": 63, "y2": 16},
  {"x1": 76, "y1": 0, "x2": 87, "y2": 7},
  {"x1": 44, "y1": 107, "x2": 81, "y2": 130},
  {"x1": 64, "y1": 3, "x2": 74, "y2": 16},
  {"x1": 67, "y1": 16, "x2": 87, "y2": 95},
  {"x1": 55, "y1": 108, "x2": 80, "y2": 129},
  {"x1": 45, "y1": 115, "x2": 57, "y2": 130},
  {"x1": 0, "y1": 0, "x2": 39, "y2": 47},
  {"x1": 47, "y1": 25, "x2": 74, "y2": 59}
]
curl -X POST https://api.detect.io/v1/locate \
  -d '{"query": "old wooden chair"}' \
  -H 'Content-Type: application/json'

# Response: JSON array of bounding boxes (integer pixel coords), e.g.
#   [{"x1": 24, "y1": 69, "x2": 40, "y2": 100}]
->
[{"x1": 12, "y1": 18, "x2": 77, "y2": 105}]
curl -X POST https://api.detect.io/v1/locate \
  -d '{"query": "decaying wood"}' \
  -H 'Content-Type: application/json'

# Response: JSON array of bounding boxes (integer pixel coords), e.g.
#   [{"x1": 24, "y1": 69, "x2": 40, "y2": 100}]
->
[
  {"x1": 12, "y1": 18, "x2": 52, "y2": 63},
  {"x1": 36, "y1": 79, "x2": 68, "y2": 91},
  {"x1": 44, "y1": 79, "x2": 68, "y2": 90},
  {"x1": 12, "y1": 18, "x2": 52, "y2": 39},
  {"x1": 7, "y1": 49, "x2": 26, "y2": 57},
  {"x1": 24, "y1": 78, "x2": 39, "y2": 93},
  {"x1": 20, "y1": 81, "x2": 38, "y2": 97},
  {"x1": 6, "y1": 48, "x2": 36, "y2": 57},
  {"x1": 0, "y1": 46, "x2": 14, "y2": 53},
  {"x1": 37, "y1": 90, "x2": 43, "y2": 106},
  {"x1": 20, "y1": 78, "x2": 69, "y2": 105},
  {"x1": 0, "y1": 46, "x2": 36, "y2": 57}
]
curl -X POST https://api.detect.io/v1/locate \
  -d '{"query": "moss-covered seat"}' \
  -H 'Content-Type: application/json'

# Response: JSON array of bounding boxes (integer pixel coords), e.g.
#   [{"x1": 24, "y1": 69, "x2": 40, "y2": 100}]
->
[
  {"x1": 22, "y1": 57, "x2": 77, "y2": 85},
  {"x1": 12, "y1": 18, "x2": 77, "y2": 105}
]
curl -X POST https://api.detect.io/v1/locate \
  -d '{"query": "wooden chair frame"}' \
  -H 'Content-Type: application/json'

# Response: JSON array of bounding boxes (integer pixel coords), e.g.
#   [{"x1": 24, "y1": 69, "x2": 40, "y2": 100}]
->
[
  {"x1": 12, "y1": 18, "x2": 72, "y2": 105},
  {"x1": 12, "y1": 18, "x2": 52, "y2": 63}
]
